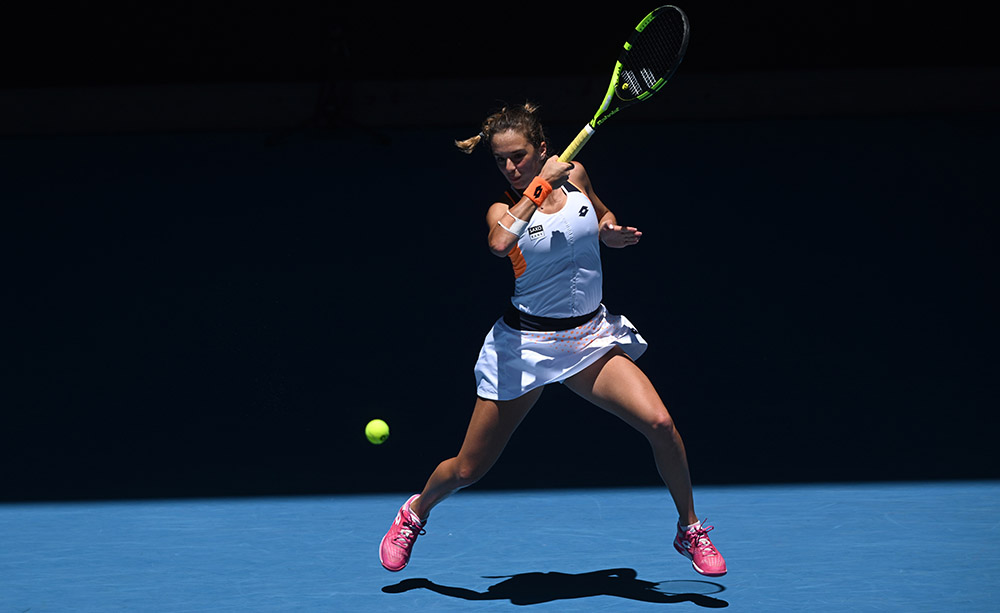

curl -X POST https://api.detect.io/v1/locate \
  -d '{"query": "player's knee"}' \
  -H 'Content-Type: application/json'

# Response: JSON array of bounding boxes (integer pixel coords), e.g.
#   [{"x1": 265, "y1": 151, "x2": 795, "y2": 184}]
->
[
  {"x1": 646, "y1": 412, "x2": 677, "y2": 440},
  {"x1": 455, "y1": 460, "x2": 488, "y2": 487}
]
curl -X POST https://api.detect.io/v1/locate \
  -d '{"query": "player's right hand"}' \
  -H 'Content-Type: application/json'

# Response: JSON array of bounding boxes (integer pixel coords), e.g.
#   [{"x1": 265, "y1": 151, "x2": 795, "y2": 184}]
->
[{"x1": 539, "y1": 156, "x2": 574, "y2": 189}]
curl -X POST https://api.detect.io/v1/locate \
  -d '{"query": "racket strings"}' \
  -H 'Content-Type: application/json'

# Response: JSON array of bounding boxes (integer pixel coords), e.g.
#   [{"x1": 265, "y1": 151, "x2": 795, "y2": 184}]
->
[{"x1": 619, "y1": 8, "x2": 688, "y2": 100}]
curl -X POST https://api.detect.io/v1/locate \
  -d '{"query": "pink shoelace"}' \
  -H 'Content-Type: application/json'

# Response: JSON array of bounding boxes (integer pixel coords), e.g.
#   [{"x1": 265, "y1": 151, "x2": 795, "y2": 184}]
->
[{"x1": 687, "y1": 523, "x2": 720, "y2": 557}]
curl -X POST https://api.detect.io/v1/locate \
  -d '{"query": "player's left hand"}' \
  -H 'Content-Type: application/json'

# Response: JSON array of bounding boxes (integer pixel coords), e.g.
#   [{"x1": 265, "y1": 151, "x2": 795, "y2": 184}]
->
[{"x1": 600, "y1": 222, "x2": 642, "y2": 248}]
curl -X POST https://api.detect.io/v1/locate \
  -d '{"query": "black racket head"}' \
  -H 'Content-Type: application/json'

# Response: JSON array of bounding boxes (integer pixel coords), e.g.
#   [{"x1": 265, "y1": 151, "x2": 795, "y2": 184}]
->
[{"x1": 617, "y1": 5, "x2": 690, "y2": 103}]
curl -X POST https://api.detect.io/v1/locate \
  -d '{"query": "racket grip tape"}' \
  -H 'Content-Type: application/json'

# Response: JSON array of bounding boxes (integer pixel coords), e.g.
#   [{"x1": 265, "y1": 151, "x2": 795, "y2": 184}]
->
[{"x1": 559, "y1": 124, "x2": 596, "y2": 163}]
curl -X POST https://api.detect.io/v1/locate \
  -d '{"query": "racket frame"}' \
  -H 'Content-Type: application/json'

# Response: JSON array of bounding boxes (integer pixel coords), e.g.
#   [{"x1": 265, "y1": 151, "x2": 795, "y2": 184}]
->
[{"x1": 559, "y1": 5, "x2": 688, "y2": 162}]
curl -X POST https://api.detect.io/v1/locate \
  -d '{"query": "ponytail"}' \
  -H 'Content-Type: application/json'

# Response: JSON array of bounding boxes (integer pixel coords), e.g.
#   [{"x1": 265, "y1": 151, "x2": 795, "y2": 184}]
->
[{"x1": 454, "y1": 131, "x2": 490, "y2": 154}]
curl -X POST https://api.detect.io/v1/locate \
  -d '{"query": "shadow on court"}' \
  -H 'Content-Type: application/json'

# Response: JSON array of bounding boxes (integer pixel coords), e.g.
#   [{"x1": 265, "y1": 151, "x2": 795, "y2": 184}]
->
[{"x1": 383, "y1": 568, "x2": 728, "y2": 607}]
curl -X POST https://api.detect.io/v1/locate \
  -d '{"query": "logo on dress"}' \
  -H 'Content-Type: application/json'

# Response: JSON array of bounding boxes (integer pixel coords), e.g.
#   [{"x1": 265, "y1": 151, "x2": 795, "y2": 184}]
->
[
  {"x1": 579, "y1": 206, "x2": 589, "y2": 217},
  {"x1": 528, "y1": 224, "x2": 545, "y2": 241}
]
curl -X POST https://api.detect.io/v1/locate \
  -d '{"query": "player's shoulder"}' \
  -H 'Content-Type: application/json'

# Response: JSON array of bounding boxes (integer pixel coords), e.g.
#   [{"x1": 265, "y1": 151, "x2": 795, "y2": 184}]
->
[
  {"x1": 486, "y1": 198, "x2": 512, "y2": 226},
  {"x1": 568, "y1": 159, "x2": 594, "y2": 189}
]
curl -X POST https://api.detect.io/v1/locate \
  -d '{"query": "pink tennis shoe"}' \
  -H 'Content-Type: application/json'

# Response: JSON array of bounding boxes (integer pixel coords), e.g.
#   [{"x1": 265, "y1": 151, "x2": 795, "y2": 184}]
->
[
  {"x1": 379, "y1": 496, "x2": 725, "y2": 576},
  {"x1": 379, "y1": 495, "x2": 426, "y2": 572},
  {"x1": 673, "y1": 520, "x2": 727, "y2": 577}
]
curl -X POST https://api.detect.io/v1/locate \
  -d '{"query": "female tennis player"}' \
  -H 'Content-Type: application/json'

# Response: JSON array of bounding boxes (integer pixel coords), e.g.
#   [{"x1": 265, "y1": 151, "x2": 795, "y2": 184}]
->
[{"x1": 379, "y1": 102, "x2": 726, "y2": 577}]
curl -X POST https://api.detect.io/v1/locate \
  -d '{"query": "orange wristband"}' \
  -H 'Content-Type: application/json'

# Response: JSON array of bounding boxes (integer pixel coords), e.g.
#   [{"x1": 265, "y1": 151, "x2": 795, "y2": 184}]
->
[{"x1": 523, "y1": 176, "x2": 552, "y2": 206}]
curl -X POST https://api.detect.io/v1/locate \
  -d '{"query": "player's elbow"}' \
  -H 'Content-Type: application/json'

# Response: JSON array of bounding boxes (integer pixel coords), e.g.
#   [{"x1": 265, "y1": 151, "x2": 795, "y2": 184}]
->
[
  {"x1": 487, "y1": 233, "x2": 515, "y2": 257},
  {"x1": 489, "y1": 245, "x2": 512, "y2": 258}
]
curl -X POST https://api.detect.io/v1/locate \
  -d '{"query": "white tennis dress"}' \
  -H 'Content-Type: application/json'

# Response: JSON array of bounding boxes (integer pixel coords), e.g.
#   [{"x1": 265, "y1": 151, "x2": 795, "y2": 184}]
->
[{"x1": 475, "y1": 181, "x2": 647, "y2": 400}]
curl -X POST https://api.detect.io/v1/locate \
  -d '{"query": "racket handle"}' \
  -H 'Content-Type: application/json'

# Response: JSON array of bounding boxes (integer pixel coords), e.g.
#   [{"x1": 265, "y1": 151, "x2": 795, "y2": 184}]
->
[{"x1": 559, "y1": 124, "x2": 596, "y2": 163}]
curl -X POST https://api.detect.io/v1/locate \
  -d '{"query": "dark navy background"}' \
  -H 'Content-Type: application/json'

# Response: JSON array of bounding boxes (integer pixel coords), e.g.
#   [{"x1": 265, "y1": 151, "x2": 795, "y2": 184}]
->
[{"x1": 3, "y1": 2, "x2": 998, "y2": 501}]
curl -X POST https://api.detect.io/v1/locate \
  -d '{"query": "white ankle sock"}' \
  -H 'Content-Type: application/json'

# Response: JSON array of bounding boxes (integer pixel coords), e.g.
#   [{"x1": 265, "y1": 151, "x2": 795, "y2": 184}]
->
[{"x1": 407, "y1": 497, "x2": 423, "y2": 524}]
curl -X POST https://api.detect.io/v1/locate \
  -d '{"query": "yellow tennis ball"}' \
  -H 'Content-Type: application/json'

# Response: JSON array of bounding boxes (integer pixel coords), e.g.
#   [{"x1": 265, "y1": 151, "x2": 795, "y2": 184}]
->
[{"x1": 365, "y1": 419, "x2": 389, "y2": 445}]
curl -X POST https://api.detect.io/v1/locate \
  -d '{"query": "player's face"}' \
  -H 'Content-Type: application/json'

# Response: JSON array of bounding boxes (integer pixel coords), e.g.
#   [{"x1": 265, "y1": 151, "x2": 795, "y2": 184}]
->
[{"x1": 492, "y1": 130, "x2": 547, "y2": 191}]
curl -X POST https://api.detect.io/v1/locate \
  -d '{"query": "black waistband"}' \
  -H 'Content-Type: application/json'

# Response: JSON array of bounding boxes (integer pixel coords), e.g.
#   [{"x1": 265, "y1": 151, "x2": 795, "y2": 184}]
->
[{"x1": 503, "y1": 303, "x2": 601, "y2": 332}]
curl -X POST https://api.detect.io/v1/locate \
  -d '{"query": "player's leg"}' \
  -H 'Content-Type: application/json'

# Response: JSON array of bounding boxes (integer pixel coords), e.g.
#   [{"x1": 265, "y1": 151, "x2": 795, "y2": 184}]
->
[
  {"x1": 563, "y1": 347, "x2": 696, "y2": 523},
  {"x1": 410, "y1": 388, "x2": 543, "y2": 520},
  {"x1": 380, "y1": 388, "x2": 542, "y2": 571},
  {"x1": 563, "y1": 347, "x2": 726, "y2": 576}
]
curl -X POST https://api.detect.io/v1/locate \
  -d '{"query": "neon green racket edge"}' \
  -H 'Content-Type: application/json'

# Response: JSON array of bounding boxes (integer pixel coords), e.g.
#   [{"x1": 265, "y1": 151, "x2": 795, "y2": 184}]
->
[{"x1": 560, "y1": 5, "x2": 690, "y2": 162}]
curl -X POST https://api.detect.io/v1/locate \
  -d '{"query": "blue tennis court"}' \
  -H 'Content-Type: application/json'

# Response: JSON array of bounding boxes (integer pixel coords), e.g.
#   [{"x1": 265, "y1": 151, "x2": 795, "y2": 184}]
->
[{"x1": 2, "y1": 481, "x2": 997, "y2": 612}]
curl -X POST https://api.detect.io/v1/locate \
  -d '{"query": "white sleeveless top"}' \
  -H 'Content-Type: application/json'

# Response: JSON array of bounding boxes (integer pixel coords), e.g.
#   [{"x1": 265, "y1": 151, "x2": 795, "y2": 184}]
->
[
  {"x1": 475, "y1": 181, "x2": 648, "y2": 400},
  {"x1": 505, "y1": 182, "x2": 603, "y2": 318}
]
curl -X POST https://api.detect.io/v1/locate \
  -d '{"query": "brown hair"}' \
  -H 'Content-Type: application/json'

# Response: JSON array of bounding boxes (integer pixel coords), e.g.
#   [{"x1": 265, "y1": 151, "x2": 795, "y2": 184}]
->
[{"x1": 455, "y1": 101, "x2": 548, "y2": 154}]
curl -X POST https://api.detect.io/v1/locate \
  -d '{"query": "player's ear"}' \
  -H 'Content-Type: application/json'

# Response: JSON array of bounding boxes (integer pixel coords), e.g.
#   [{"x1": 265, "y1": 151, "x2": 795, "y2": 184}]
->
[{"x1": 538, "y1": 141, "x2": 548, "y2": 159}]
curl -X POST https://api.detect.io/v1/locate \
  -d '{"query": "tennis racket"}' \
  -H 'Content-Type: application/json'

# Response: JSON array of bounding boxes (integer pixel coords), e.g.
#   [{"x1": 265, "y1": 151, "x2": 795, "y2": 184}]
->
[{"x1": 559, "y1": 5, "x2": 690, "y2": 162}]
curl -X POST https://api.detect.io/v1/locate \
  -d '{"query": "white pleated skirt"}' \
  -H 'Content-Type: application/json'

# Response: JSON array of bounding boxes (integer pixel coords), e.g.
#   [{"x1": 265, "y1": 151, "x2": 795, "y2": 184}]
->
[{"x1": 474, "y1": 304, "x2": 648, "y2": 401}]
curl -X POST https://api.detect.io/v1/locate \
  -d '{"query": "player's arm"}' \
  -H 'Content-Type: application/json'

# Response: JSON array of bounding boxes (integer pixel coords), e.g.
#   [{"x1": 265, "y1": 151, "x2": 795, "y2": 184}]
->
[
  {"x1": 486, "y1": 199, "x2": 533, "y2": 257},
  {"x1": 573, "y1": 161, "x2": 642, "y2": 249},
  {"x1": 486, "y1": 157, "x2": 574, "y2": 257}
]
